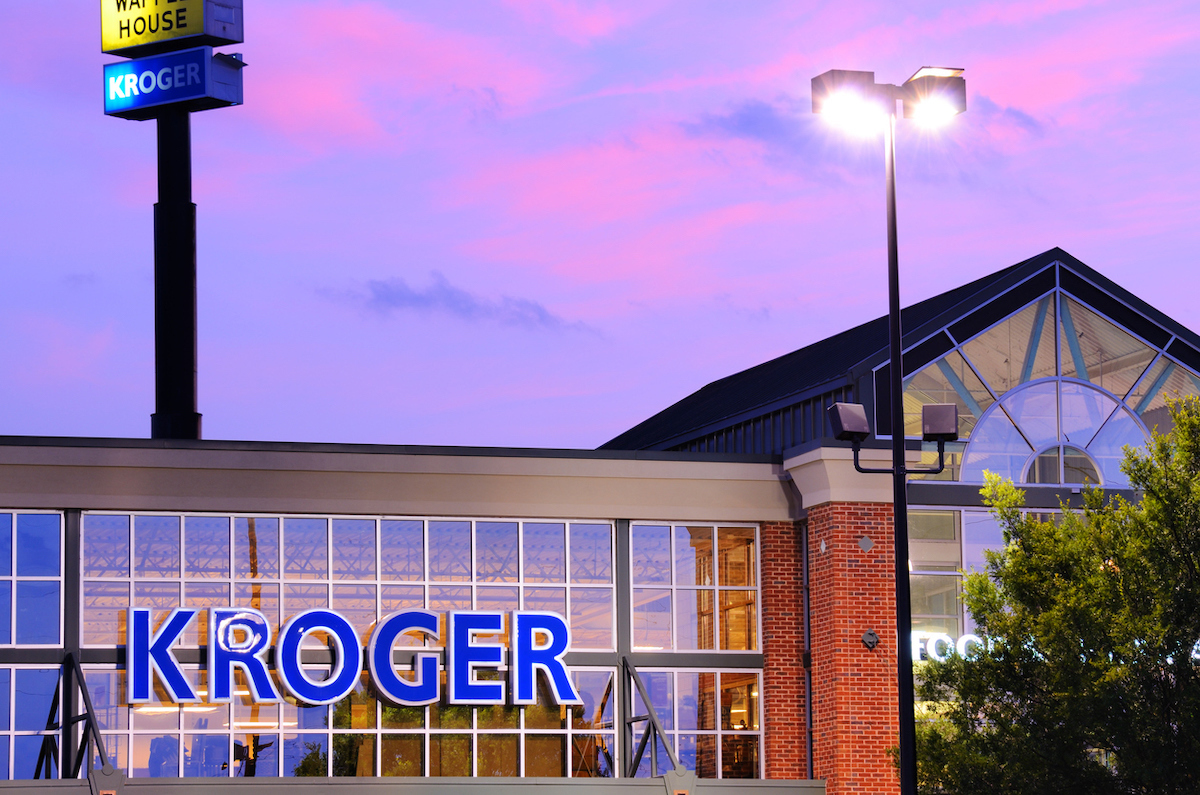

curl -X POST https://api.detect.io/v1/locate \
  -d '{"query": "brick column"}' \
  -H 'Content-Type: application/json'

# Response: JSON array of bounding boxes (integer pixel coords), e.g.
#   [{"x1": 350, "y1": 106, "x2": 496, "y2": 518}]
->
[
  {"x1": 807, "y1": 501, "x2": 899, "y2": 795},
  {"x1": 760, "y1": 519, "x2": 807, "y2": 778}
]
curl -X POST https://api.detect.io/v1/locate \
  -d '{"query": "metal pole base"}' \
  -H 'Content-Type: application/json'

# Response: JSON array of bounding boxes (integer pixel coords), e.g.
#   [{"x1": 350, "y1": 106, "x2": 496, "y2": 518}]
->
[{"x1": 151, "y1": 412, "x2": 202, "y2": 440}]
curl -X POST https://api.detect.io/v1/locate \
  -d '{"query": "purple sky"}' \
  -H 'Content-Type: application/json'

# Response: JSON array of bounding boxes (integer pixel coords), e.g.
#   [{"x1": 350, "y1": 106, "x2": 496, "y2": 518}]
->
[{"x1": 2, "y1": 1, "x2": 1199, "y2": 449}]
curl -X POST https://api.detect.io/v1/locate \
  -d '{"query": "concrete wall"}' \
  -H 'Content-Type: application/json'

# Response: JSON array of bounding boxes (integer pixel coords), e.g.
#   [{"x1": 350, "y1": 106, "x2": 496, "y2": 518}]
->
[{"x1": 0, "y1": 441, "x2": 791, "y2": 523}]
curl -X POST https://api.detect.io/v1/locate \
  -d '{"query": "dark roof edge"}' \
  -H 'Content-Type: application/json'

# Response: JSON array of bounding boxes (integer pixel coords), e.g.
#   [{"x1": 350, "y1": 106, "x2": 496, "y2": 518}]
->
[
  {"x1": 605, "y1": 377, "x2": 858, "y2": 453},
  {"x1": 0, "y1": 435, "x2": 782, "y2": 464},
  {"x1": 851, "y1": 250, "x2": 1062, "y2": 380},
  {"x1": 1055, "y1": 251, "x2": 1200, "y2": 352}
]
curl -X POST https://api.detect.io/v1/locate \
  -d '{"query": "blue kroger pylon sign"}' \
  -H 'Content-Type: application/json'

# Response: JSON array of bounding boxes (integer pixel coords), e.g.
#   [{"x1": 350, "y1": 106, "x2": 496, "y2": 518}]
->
[
  {"x1": 127, "y1": 608, "x2": 581, "y2": 707},
  {"x1": 103, "y1": 46, "x2": 244, "y2": 121}
]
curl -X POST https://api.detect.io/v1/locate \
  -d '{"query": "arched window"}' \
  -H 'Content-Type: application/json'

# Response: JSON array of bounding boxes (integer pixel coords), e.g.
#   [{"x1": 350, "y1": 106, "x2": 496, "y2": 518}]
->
[{"x1": 898, "y1": 289, "x2": 1200, "y2": 486}]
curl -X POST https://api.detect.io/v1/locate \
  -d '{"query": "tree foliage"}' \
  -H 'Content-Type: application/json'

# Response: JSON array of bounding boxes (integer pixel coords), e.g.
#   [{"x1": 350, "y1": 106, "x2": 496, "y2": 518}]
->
[{"x1": 917, "y1": 397, "x2": 1200, "y2": 795}]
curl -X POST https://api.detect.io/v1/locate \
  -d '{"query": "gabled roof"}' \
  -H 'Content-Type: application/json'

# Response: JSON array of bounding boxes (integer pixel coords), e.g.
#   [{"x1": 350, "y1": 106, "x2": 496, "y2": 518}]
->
[{"x1": 601, "y1": 248, "x2": 1200, "y2": 451}]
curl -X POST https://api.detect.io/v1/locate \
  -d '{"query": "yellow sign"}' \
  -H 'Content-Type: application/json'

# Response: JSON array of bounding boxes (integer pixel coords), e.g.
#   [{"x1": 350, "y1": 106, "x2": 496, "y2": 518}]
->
[{"x1": 101, "y1": 0, "x2": 243, "y2": 58}]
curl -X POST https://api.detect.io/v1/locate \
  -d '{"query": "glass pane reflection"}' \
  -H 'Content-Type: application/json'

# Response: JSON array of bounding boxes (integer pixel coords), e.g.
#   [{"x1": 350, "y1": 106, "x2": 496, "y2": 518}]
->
[
  {"x1": 674, "y1": 527, "x2": 712, "y2": 586},
  {"x1": 571, "y1": 671, "x2": 614, "y2": 731},
  {"x1": 962, "y1": 295, "x2": 1056, "y2": 396},
  {"x1": 1060, "y1": 382, "x2": 1117, "y2": 447},
  {"x1": 720, "y1": 672, "x2": 758, "y2": 731},
  {"x1": 234, "y1": 518, "x2": 278, "y2": 579},
  {"x1": 184, "y1": 516, "x2": 229, "y2": 578},
  {"x1": 631, "y1": 672, "x2": 673, "y2": 730},
  {"x1": 961, "y1": 405, "x2": 1032, "y2": 482},
  {"x1": 631, "y1": 526, "x2": 670, "y2": 584},
  {"x1": 632, "y1": 589, "x2": 671, "y2": 649},
  {"x1": 718, "y1": 590, "x2": 756, "y2": 651},
  {"x1": 133, "y1": 516, "x2": 179, "y2": 579},
  {"x1": 1059, "y1": 296, "x2": 1155, "y2": 398},
  {"x1": 283, "y1": 519, "x2": 327, "y2": 580},
  {"x1": 16, "y1": 514, "x2": 60, "y2": 577},
  {"x1": 332, "y1": 734, "x2": 374, "y2": 776},
  {"x1": 570, "y1": 733, "x2": 614, "y2": 777},
  {"x1": 569, "y1": 524, "x2": 612, "y2": 584},
  {"x1": 1026, "y1": 449, "x2": 1060, "y2": 484},
  {"x1": 84, "y1": 514, "x2": 128, "y2": 578},
  {"x1": 721, "y1": 735, "x2": 759, "y2": 778},
  {"x1": 283, "y1": 733, "x2": 328, "y2": 776},
  {"x1": 234, "y1": 733, "x2": 277, "y2": 776},
  {"x1": 184, "y1": 733, "x2": 230, "y2": 777},
  {"x1": 475, "y1": 522, "x2": 518, "y2": 583},
  {"x1": 182, "y1": 582, "x2": 229, "y2": 646},
  {"x1": 0, "y1": 583, "x2": 10, "y2": 644},
  {"x1": 679, "y1": 734, "x2": 717, "y2": 777},
  {"x1": 477, "y1": 734, "x2": 518, "y2": 776},
  {"x1": 1001, "y1": 382, "x2": 1057, "y2": 448},
  {"x1": 570, "y1": 588, "x2": 613, "y2": 650},
  {"x1": 675, "y1": 589, "x2": 714, "y2": 650},
  {"x1": 911, "y1": 575, "x2": 961, "y2": 636},
  {"x1": 381, "y1": 520, "x2": 423, "y2": 581},
  {"x1": 962, "y1": 512, "x2": 1004, "y2": 573},
  {"x1": 677, "y1": 672, "x2": 715, "y2": 731},
  {"x1": 524, "y1": 523, "x2": 565, "y2": 583},
  {"x1": 381, "y1": 734, "x2": 422, "y2": 776},
  {"x1": 524, "y1": 587, "x2": 565, "y2": 617},
  {"x1": 332, "y1": 519, "x2": 375, "y2": 581},
  {"x1": 428, "y1": 522, "x2": 471, "y2": 582},
  {"x1": 525, "y1": 735, "x2": 566, "y2": 777},
  {"x1": 1129, "y1": 356, "x2": 1200, "y2": 436},
  {"x1": 428, "y1": 734, "x2": 471, "y2": 776},
  {"x1": 1089, "y1": 407, "x2": 1145, "y2": 487},
  {"x1": 902, "y1": 351, "x2": 994, "y2": 439},
  {"x1": 1063, "y1": 447, "x2": 1100, "y2": 485},
  {"x1": 15, "y1": 735, "x2": 56, "y2": 779},
  {"x1": 717, "y1": 528, "x2": 755, "y2": 587}
]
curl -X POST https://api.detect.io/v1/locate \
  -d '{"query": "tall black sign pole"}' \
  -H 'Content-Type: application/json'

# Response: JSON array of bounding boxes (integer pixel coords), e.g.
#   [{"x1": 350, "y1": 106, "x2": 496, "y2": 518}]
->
[
  {"x1": 102, "y1": 1, "x2": 245, "y2": 440},
  {"x1": 151, "y1": 108, "x2": 202, "y2": 440}
]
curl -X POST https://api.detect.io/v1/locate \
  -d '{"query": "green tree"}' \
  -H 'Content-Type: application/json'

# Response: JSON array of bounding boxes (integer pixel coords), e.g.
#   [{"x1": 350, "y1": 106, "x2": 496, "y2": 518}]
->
[{"x1": 916, "y1": 397, "x2": 1200, "y2": 795}]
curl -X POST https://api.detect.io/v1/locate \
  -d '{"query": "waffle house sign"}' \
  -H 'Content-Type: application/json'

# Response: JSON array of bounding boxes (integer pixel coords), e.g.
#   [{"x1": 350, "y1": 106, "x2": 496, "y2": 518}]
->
[{"x1": 101, "y1": 0, "x2": 244, "y2": 58}]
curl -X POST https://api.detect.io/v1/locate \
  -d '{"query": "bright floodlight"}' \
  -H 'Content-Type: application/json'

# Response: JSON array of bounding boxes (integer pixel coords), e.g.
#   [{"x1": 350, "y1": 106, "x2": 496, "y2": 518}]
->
[
  {"x1": 907, "y1": 95, "x2": 960, "y2": 129},
  {"x1": 821, "y1": 90, "x2": 887, "y2": 135},
  {"x1": 811, "y1": 69, "x2": 886, "y2": 137},
  {"x1": 902, "y1": 66, "x2": 966, "y2": 128}
]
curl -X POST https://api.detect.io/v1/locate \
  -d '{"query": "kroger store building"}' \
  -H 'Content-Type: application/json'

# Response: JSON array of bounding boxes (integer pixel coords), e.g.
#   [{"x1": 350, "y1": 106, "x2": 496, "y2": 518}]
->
[{"x1": 1, "y1": 249, "x2": 1198, "y2": 795}]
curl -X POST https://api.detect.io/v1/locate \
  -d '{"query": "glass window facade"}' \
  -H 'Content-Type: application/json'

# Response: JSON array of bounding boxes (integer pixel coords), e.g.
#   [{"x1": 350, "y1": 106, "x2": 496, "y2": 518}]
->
[
  {"x1": 903, "y1": 289, "x2": 1200, "y2": 487},
  {"x1": 909, "y1": 506, "x2": 1050, "y2": 642},
  {"x1": 0, "y1": 512, "x2": 761, "y2": 780},
  {"x1": 0, "y1": 514, "x2": 63, "y2": 647},
  {"x1": 630, "y1": 669, "x2": 762, "y2": 779},
  {"x1": 631, "y1": 525, "x2": 759, "y2": 653}
]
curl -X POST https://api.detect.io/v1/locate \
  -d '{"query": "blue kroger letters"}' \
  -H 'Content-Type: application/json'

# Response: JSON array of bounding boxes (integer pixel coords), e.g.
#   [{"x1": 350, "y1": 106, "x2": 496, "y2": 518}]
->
[
  {"x1": 368, "y1": 610, "x2": 441, "y2": 706},
  {"x1": 127, "y1": 607, "x2": 198, "y2": 703},
  {"x1": 446, "y1": 611, "x2": 506, "y2": 704},
  {"x1": 125, "y1": 608, "x2": 580, "y2": 708},
  {"x1": 277, "y1": 609, "x2": 364, "y2": 706},
  {"x1": 208, "y1": 608, "x2": 281, "y2": 703},
  {"x1": 511, "y1": 611, "x2": 581, "y2": 705}
]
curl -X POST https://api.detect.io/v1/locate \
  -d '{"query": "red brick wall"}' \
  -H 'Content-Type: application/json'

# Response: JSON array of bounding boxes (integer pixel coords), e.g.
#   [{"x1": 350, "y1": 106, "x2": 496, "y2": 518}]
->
[
  {"x1": 760, "y1": 520, "x2": 808, "y2": 778},
  {"x1": 807, "y1": 502, "x2": 900, "y2": 795}
]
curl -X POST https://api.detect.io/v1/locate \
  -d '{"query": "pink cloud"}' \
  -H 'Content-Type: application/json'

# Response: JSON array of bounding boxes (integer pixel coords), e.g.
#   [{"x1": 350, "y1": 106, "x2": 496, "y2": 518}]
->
[
  {"x1": 967, "y1": 9, "x2": 1200, "y2": 123},
  {"x1": 241, "y1": 1, "x2": 559, "y2": 151},
  {"x1": 500, "y1": 0, "x2": 645, "y2": 44},
  {"x1": 6, "y1": 314, "x2": 119, "y2": 386},
  {"x1": 446, "y1": 124, "x2": 804, "y2": 296},
  {"x1": 451, "y1": 122, "x2": 782, "y2": 225}
]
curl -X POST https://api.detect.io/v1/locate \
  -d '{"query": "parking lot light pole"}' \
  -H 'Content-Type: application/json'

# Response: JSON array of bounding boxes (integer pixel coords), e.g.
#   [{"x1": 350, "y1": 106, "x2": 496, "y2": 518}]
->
[{"x1": 812, "y1": 67, "x2": 967, "y2": 795}]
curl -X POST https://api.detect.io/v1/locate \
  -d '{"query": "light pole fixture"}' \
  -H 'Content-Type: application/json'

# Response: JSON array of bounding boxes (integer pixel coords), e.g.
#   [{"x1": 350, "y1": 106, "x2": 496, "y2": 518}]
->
[{"x1": 813, "y1": 66, "x2": 967, "y2": 795}]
